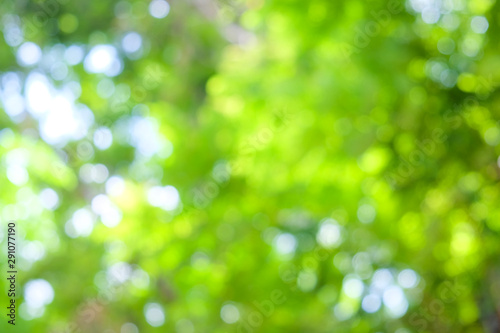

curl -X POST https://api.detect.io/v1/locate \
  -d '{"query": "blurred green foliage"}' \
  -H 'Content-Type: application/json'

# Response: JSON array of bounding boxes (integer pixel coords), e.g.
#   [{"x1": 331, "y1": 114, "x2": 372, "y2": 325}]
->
[{"x1": 1, "y1": 0, "x2": 500, "y2": 332}]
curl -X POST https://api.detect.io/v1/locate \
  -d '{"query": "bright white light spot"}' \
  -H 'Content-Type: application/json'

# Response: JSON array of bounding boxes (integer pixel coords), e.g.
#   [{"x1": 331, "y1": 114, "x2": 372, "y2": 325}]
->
[
  {"x1": 66, "y1": 208, "x2": 95, "y2": 238},
  {"x1": 17, "y1": 42, "x2": 42, "y2": 66},
  {"x1": 147, "y1": 185, "x2": 180, "y2": 211},
  {"x1": 343, "y1": 276, "x2": 364, "y2": 299},
  {"x1": 106, "y1": 176, "x2": 125, "y2": 197},
  {"x1": 79, "y1": 164, "x2": 109, "y2": 183},
  {"x1": 90, "y1": 193, "x2": 111, "y2": 213},
  {"x1": 144, "y1": 303, "x2": 165, "y2": 327},
  {"x1": 316, "y1": 219, "x2": 341, "y2": 248},
  {"x1": 122, "y1": 32, "x2": 142, "y2": 53},
  {"x1": 383, "y1": 285, "x2": 404, "y2": 308},
  {"x1": 383, "y1": 285, "x2": 408, "y2": 318},
  {"x1": 19, "y1": 302, "x2": 45, "y2": 320},
  {"x1": 85, "y1": 45, "x2": 113, "y2": 72},
  {"x1": 103, "y1": 208, "x2": 123, "y2": 228},
  {"x1": 2, "y1": 93, "x2": 25, "y2": 117},
  {"x1": 220, "y1": 303, "x2": 240, "y2": 324},
  {"x1": 79, "y1": 164, "x2": 94, "y2": 183},
  {"x1": 64, "y1": 45, "x2": 84, "y2": 65},
  {"x1": 6, "y1": 148, "x2": 28, "y2": 166},
  {"x1": 372, "y1": 269, "x2": 394, "y2": 291},
  {"x1": 25, "y1": 73, "x2": 52, "y2": 117},
  {"x1": 7, "y1": 165, "x2": 29, "y2": 186},
  {"x1": 107, "y1": 262, "x2": 132, "y2": 284},
  {"x1": 40, "y1": 95, "x2": 76, "y2": 142},
  {"x1": 93, "y1": 164, "x2": 109, "y2": 183},
  {"x1": 94, "y1": 127, "x2": 113, "y2": 150},
  {"x1": 2, "y1": 72, "x2": 22, "y2": 93},
  {"x1": 357, "y1": 204, "x2": 376, "y2": 224},
  {"x1": 84, "y1": 45, "x2": 122, "y2": 77},
  {"x1": 91, "y1": 194, "x2": 122, "y2": 228},
  {"x1": 398, "y1": 269, "x2": 419, "y2": 289},
  {"x1": 422, "y1": 7, "x2": 440, "y2": 24},
  {"x1": 24, "y1": 279, "x2": 54, "y2": 308},
  {"x1": 64, "y1": 221, "x2": 77, "y2": 238},
  {"x1": 39, "y1": 96, "x2": 94, "y2": 146},
  {"x1": 40, "y1": 188, "x2": 59, "y2": 210},
  {"x1": 128, "y1": 116, "x2": 167, "y2": 157},
  {"x1": 409, "y1": 0, "x2": 430, "y2": 12},
  {"x1": 362, "y1": 294, "x2": 381, "y2": 313},
  {"x1": 471, "y1": 16, "x2": 488, "y2": 34},
  {"x1": 149, "y1": 0, "x2": 170, "y2": 19},
  {"x1": 274, "y1": 233, "x2": 297, "y2": 255}
]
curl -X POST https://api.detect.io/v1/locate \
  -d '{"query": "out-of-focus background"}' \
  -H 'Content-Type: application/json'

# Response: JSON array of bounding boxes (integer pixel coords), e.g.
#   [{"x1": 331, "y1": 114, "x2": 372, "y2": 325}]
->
[{"x1": 0, "y1": 0, "x2": 500, "y2": 332}]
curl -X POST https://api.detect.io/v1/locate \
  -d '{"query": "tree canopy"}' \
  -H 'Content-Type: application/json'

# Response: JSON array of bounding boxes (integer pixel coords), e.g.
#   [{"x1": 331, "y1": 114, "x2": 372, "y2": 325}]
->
[{"x1": 1, "y1": 0, "x2": 500, "y2": 332}]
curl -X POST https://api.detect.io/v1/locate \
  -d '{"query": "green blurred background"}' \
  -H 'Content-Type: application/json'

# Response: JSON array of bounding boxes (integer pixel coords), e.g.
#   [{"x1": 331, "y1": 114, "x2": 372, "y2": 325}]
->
[{"x1": 1, "y1": 0, "x2": 500, "y2": 332}]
